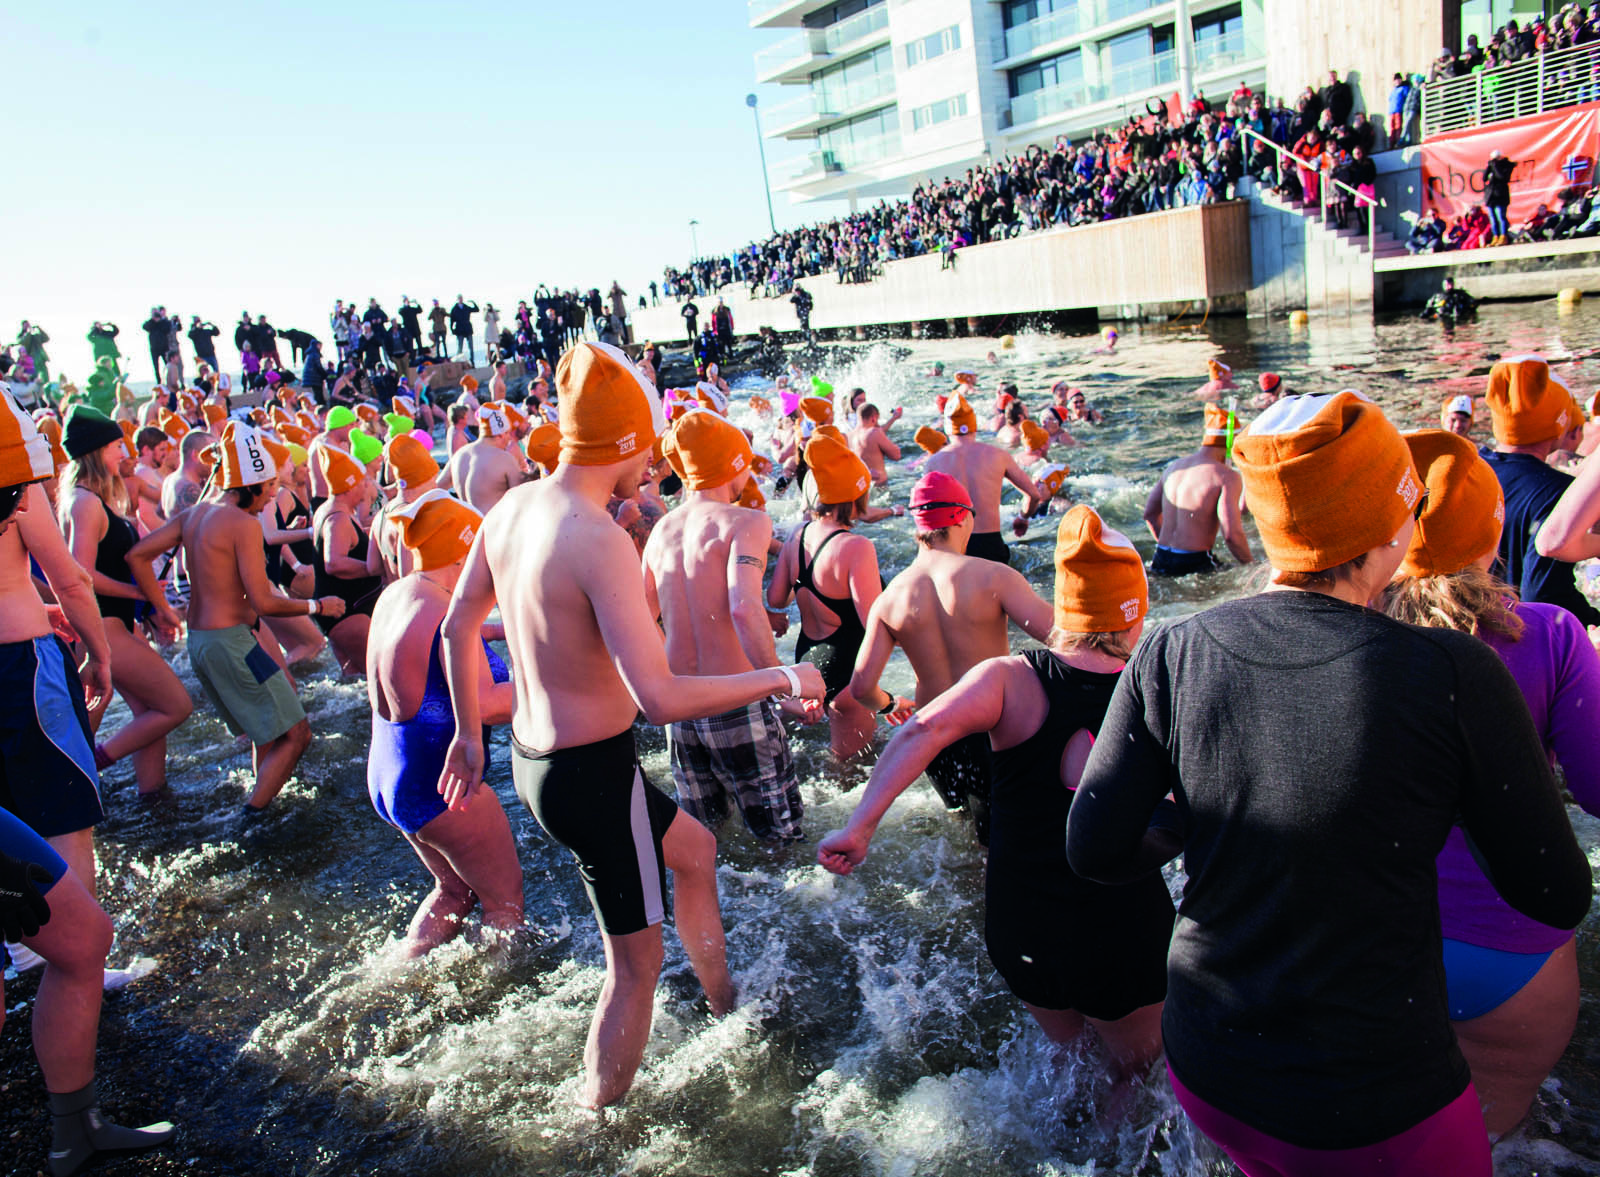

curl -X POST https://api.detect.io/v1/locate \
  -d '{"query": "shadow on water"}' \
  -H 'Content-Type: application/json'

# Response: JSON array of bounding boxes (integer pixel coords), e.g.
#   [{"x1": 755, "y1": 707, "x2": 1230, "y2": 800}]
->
[{"x1": 7, "y1": 301, "x2": 1599, "y2": 1176}]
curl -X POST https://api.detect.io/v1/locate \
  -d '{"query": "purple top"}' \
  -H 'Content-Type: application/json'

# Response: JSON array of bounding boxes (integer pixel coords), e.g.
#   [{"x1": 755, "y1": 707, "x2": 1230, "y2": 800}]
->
[{"x1": 1438, "y1": 601, "x2": 1600, "y2": 952}]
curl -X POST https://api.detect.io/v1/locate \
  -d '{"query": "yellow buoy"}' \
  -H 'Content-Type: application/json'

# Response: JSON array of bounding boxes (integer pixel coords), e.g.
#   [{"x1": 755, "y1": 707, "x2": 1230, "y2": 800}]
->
[
  {"x1": 1000, "y1": 334, "x2": 1016, "y2": 350},
  {"x1": 1289, "y1": 310, "x2": 1309, "y2": 327},
  {"x1": 1558, "y1": 288, "x2": 1583, "y2": 304}
]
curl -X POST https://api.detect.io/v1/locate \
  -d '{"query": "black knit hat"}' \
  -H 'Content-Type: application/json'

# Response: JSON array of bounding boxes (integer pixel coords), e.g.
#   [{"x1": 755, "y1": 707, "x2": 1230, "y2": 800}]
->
[{"x1": 63, "y1": 404, "x2": 126, "y2": 460}]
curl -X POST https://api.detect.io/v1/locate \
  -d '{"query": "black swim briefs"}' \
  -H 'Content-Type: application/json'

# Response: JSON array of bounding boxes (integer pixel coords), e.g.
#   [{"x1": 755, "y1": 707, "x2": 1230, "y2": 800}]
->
[{"x1": 966, "y1": 531, "x2": 1011, "y2": 565}]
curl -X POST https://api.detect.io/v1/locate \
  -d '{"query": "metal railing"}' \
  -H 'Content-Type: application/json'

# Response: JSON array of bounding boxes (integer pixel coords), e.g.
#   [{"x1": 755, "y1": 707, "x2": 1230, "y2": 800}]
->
[
  {"x1": 1010, "y1": 76, "x2": 1107, "y2": 127},
  {"x1": 771, "y1": 133, "x2": 902, "y2": 185},
  {"x1": 1193, "y1": 27, "x2": 1254, "y2": 72},
  {"x1": 1239, "y1": 126, "x2": 1382, "y2": 244},
  {"x1": 822, "y1": 2, "x2": 890, "y2": 53},
  {"x1": 754, "y1": 28, "x2": 829, "y2": 81},
  {"x1": 990, "y1": 0, "x2": 1163, "y2": 62},
  {"x1": 763, "y1": 72, "x2": 896, "y2": 134},
  {"x1": 1421, "y1": 41, "x2": 1600, "y2": 138}
]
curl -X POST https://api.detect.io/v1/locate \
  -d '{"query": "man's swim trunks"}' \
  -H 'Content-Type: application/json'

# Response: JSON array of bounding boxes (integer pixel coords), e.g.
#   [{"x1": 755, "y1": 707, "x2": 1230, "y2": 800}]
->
[
  {"x1": 187, "y1": 624, "x2": 306, "y2": 746},
  {"x1": 1150, "y1": 544, "x2": 1222, "y2": 577},
  {"x1": 0, "y1": 636, "x2": 103, "y2": 838},
  {"x1": 511, "y1": 728, "x2": 679, "y2": 936},
  {"x1": 966, "y1": 531, "x2": 1011, "y2": 565},
  {"x1": 668, "y1": 700, "x2": 802, "y2": 843}
]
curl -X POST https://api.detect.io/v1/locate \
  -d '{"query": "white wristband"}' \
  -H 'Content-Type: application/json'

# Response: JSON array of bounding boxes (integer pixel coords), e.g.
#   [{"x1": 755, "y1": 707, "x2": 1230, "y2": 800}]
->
[
  {"x1": 307, "y1": 598, "x2": 318, "y2": 617},
  {"x1": 776, "y1": 664, "x2": 802, "y2": 698}
]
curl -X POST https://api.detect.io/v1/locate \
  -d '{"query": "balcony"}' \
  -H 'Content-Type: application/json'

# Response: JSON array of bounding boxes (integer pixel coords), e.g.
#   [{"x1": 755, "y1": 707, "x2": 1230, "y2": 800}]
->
[
  {"x1": 748, "y1": 0, "x2": 837, "y2": 29},
  {"x1": 1421, "y1": 41, "x2": 1600, "y2": 138},
  {"x1": 771, "y1": 132, "x2": 903, "y2": 188},
  {"x1": 1192, "y1": 27, "x2": 1255, "y2": 73},
  {"x1": 763, "y1": 73, "x2": 897, "y2": 138},
  {"x1": 821, "y1": 3, "x2": 890, "y2": 54},
  {"x1": 1107, "y1": 46, "x2": 1178, "y2": 94},
  {"x1": 754, "y1": 29, "x2": 830, "y2": 84},
  {"x1": 1009, "y1": 77, "x2": 1109, "y2": 128},
  {"x1": 991, "y1": 0, "x2": 1164, "y2": 65}
]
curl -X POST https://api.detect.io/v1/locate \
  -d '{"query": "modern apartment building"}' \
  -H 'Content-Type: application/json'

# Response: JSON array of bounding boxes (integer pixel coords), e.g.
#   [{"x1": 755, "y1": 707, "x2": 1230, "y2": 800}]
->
[{"x1": 751, "y1": 0, "x2": 1266, "y2": 206}]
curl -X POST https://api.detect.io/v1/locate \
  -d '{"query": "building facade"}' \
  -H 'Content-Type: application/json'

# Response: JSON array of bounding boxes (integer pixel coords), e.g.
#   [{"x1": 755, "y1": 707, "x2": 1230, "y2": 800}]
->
[{"x1": 752, "y1": 0, "x2": 1267, "y2": 207}]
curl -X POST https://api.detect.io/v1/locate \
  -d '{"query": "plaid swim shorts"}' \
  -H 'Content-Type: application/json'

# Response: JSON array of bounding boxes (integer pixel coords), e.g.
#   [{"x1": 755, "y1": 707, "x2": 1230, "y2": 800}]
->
[{"x1": 668, "y1": 699, "x2": 802, "y2": 843}]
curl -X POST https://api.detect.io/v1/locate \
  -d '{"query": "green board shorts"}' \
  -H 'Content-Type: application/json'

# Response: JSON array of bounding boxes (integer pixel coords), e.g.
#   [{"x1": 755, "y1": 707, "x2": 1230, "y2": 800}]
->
[{"x1": 187, "y1": 624, "x2": 306, "y2": 746}]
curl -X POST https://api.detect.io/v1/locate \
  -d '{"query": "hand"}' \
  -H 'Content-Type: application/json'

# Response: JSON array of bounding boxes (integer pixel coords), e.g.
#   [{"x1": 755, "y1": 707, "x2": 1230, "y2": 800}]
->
[
  {"x1": 777, "y1": 696, "x2": 823, "y2": 724},
  {"x1": 883, "y1": 695, "x2": 917, "y2": 726},
  {"x1": 155, "y1": 600, "x2": 183, "y2": 634},
  {"x1": 613, "y1": 499, "x2": 642, "y2": 530},
  {"x1": 0, "y1": 850, "x2": 53, "y2": 941},
  {"x1": 817, "y1": 827, "x2": 870, "y2": 876},
  {"x1": 788, "y1": 661, "x2": 826, "y2": 702},
  {"x1": 889, "y1": 406, "x2": 903, "y2": 424},
  {"x1": 44, "y1": 604, "x2": 79, "y2": 645},
  {"x1": 438, "y1": 733, "x2": 485, "y2": 811},
  {"x1": 1012, "y1": 515, "x2": 1028, "y2": 538},
  {"x1": 319, "y1": 596, "x2": 347, "y2": 620}
]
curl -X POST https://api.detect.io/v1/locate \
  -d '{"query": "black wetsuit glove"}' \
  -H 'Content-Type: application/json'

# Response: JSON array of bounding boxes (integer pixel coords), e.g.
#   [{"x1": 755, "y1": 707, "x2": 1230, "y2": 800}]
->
[{"x1": 0, "y1": 849, "x2": 53, "y2": 941}]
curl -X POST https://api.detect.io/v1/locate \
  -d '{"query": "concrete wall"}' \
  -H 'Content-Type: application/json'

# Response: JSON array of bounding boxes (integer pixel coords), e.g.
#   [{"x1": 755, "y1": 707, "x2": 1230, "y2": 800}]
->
[
  {"x1": 1262, "y1": 0, "x2": 1453, "y2": 124},
  {"x1": 630, "y1": 202, "x2": 1253, "y2": 341},
  {"x1": 1374, "y1": 238, "x2": 1600, "y2": 306},
  {"x1": 1371, "y1": 147, "x2": 1425, "y2": 238}
]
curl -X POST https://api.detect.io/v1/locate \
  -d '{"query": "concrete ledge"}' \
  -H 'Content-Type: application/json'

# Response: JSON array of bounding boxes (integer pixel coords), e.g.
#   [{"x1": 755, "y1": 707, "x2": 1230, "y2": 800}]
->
[
  {"x1": 630, "y1": 202, "x2": 1253, "y2": 342},
  {"x1": 1373, "y1": 238, "x2": 1600, "y2": 305},
  {"x1": 1373, "y1": 236, "x2": 1600, "y2": 274}
]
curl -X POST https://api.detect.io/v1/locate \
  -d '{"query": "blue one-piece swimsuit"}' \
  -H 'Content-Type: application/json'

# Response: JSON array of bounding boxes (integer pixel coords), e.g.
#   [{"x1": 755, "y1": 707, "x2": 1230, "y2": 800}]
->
[{"x1": 368, "y1": 630, "x2": 509, "y2": 835}]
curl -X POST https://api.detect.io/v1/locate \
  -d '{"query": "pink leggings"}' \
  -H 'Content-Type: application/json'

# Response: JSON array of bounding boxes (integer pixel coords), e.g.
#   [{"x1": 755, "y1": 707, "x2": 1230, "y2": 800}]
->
[{"x1": 1169, "y1": 1065, "x2": 1490, "y2": 1177}]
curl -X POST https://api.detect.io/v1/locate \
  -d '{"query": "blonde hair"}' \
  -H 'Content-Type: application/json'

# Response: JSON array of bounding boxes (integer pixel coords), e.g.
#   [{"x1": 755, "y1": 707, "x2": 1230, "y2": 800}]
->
[
  {"x1": 1379, "y1": 564, "x2": 1524, "y2": 641},
  {"x1": 59, "y1": 446, "x2": 129, "y2": 522},
  {"x1": 1047, "y1": 625, "x2": 1137, "y2": 661}
]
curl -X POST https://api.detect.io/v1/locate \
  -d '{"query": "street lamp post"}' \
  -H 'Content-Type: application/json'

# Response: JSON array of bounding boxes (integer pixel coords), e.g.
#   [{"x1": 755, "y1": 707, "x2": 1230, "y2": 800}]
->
[
  {"x1": 746, "y1": 93, "x2": 777, "y2": 236},
  {"x1": 689, "y1": 218, "x2": 700, "y2": 259}
]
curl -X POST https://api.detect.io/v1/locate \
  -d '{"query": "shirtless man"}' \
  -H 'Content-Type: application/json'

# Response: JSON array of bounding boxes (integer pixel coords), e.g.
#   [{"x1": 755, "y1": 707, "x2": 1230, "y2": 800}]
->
[
  {"x1": 437, "y1": 342, "x2": 823, "y2": 1109},
  {"x1": 487, "y1": 359, "x2": 508, "y2": 403},
  {"x1": 444, "y1": 405, "x2": 523, "y2": 514},
  {"x1": 447, "y1": 404, "x2": 472, "y2": 455},
  {"x1": 127, "y1": 423, "x2": 345, "y2": 811},
  {"x1": 839, "y1": 472, "x2": 1053, "y2": 842},
  {"x1": 307, "y1": 405, "x2": 357, "y2": 511},
  {"x1": 642, "y1": 410, "x2": 807, "y2": 844},
  {"x1": 160, "y1": 430, "x2": 215, "y2": 520},
  {"x1": 1141, "y1": 403, "x2": 1253, "y2": 576},
  {"x1": 848, "y1": 404, "x2": 902, "y2": 487},
  {"x1": 923, "y1": 395, "x2": 1042, "y2": 565},
  {"x1": 130, "y1": 427, "x2": 173, "y2": 533}
]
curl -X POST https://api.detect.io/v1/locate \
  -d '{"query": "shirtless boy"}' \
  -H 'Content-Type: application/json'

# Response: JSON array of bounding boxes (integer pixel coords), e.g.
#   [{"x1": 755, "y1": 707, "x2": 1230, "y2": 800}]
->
[
  {"x1": 437, "y1": 343, "x2": 823, "y2": 1108},
  {"x1": 128, "y1": 423, "x2": 345, "y2": 810},
  {"x1": 848, "y1": 404, "x2": 902, "y2": 487},
  {"x1": 923, "y1": 395, "x2": 1042, "y2": 565},
  {"x1": 840, "y1": 472, "x2": 1053, "y2": 841},
  {"x1": 445, "y1": 405, "x2": 523, "y2": 514},
  {"x1": 643, "y1": 409, "x2": 806, "y2": 844},
  {"x1": 130, "y1": 428, "x2": 173, "y2": 533},
  {"x1": 1140, "y1": 403, "x2": 1253, "y2": 576}
]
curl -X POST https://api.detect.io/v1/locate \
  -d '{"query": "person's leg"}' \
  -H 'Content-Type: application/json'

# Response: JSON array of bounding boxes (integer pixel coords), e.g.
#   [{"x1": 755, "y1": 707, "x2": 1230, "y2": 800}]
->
[
  {"x1": 44, "y1": 829, "x2": 97, "y2": 902},
  {"x1": 98, "y1": 623, "x2": 192, "y2": 791},
  {"x1": 659, "y1": 808, "x2": 734, "y2": 1015},
  {"x1": 247, "y1": 719, "x2": 310, "y2": 809},
  {"x1": 1453, "y1": 938, "x2": 1579, "y2": 1137},
  {"x1": 261, "y1": 613, "x2": 325, "y2": 667},
  {"x1": 1022, "y1": 1002, "x2": 1086, "y2": 1046},
  {"x1": 1087, "y1": 1000, "x2": 1165, "y2": 1077},
  {"x1": 21, "y1": 869, "x2": 110, "y2": 1092},
  {"x1": 405, "y1": 790, "x2": 524, "y2": 956},
  {"x1": 585, "y1": 924, "x2": 665, "y2": 1107}
]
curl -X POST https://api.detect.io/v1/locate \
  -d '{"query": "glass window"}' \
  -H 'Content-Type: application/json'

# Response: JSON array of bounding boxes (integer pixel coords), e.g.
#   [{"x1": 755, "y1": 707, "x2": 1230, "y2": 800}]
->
[
  {"x1": 1008, "y1": 48, "x2": 1083, "y2": 97},
  {"x1": 1107, "y1": 27, "x2": 1152, "y2": 69},
  {"x1": 1003, "y1": 0, "x2": 1070, "y2": 30},
  {"x1": 1192, "y1": 5, "x2": 1242, "y2": 45},
  {"x1": 910, "y1": 94, "x2": 970, "y2": 130},
  {"x1": 903, "y1": 23, "x2": 963, "y2": 67}
]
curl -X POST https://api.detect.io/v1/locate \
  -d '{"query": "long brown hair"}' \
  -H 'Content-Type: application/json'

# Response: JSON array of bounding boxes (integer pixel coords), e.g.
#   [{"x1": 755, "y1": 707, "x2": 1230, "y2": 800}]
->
[
  {"x1": 1379, "y1": 564, "x2": 1525, "y2": 641},
  {"x1": 59, "y1": 445, "x2": 129, "y2": 522}
]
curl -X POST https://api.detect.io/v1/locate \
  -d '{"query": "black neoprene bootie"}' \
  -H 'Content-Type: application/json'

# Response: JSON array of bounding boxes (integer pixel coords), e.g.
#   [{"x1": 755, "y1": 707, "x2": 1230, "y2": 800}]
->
[{"x1": 48, "y1": 1081, "x2": 174, "y2": 1176}]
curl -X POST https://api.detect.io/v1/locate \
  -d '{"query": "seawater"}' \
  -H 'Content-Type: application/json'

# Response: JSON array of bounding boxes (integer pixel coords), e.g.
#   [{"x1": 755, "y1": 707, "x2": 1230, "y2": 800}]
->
[{"x1": 60, "y1": 302, "x2": 1600, "y2": 1176}]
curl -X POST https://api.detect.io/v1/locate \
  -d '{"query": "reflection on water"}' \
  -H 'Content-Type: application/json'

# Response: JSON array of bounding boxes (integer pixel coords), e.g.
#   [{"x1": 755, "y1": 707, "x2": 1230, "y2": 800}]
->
[{"x1": 43, "y1": 302, "x2": 1600, "y2": 1176}]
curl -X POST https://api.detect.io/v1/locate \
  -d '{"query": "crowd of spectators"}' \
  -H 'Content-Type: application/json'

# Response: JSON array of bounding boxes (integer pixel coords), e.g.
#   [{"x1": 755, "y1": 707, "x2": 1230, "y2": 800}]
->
[
  {"x1": 1427, "y1": 5, "x2": 1600, "y2": 81},
  {"x1": 661, "y1": 69, "x2": 1393, "y2": 302}
]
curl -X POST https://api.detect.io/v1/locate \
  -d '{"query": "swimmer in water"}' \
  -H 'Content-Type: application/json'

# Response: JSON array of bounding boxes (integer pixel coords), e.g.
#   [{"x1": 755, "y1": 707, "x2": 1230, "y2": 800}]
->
[
  {"x1": 1062, "y1": 386, "x2": 1104, "y2": 426},
  {"x1": 768, "y1": 434, "x2": 883, "y2": 757},
  {"x1": 1439, "y1": 394, "x2": 1474, "y2": 438},
  {"x1": 1093, "y1": 325, "x2": 1119, "y2": 354},
  {"x1": 437, "y1": 342, "x2": 823, "y2": 1109},
  {"x1": 836, "y1": 471, "x2": 1053, "y2": 842},
  {"x1": 1192, "y1": 358, "x2": 1237, "y2": 399},
  {"x1": 923, "y1": 395, "x2": 1043, "y2": 566},
  {"x1": 0, "y1": 393, "x2": 175, "y2": 1174},
  {"x1": 1068, "y1": 391, "x2": 1592, "y2": 1177},
  {"x1": 1015, "y1": 421, "x2": 1072, "y2": 532},
  {"x1": 367, "y1": 494, "x2": 521, "y2": 957},
  {"x1": 1382, "y1": 430, "x2": 1600, "y2": 1138},
  {"x1": 127, "y1": 423, "x2": 339, "y2": 812},
  {"x1": 1141, "y1": 404, "x2": 1253, "y2": 576},
  {"x1": 1254, "y1": 371, "x2": 1286, "y2": 410},
  {"x1": 642, "y1": 409, "x2": 811, "y2": 845},
  {"x1": 821, "y1": 506, "x2": 1173, "y2": 1090},
  {"x1": 847, "y1": 403, "x2": 902, "y2": 487}
]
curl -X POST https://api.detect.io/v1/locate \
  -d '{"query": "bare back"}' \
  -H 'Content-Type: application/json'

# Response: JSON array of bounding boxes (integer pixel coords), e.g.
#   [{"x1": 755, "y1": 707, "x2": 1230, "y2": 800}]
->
[
  {"x1": 182, "y1": 502, "x2": 263, "y2": 631},
  {"x1": 874, "y1": 552, "x2": 1020, "y2": 703},
  {"x1": 483, "y1": 479, "x2": 640, "y2": 751},
  {"x1": 924, "y1": 439, "x2": 1021, "y2": 532},
  {"x1": 1154, "y1": 451, "x2": 1237, "y2": 552},
  {"x1": 643, "y1": 499, "x2": 769, "y2": 676},
  {"x1": 0, "y1": 485, "x2": 59, "y2": 644},
  {"x1": 451, "y1": 440, "x2": 521, "y2": 515}
]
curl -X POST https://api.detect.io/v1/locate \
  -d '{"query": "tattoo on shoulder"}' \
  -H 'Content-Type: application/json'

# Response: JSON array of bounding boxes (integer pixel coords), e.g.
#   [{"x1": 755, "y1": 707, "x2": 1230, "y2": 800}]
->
[
  {"x1": 736, "y1": 554, "x2": 763, "y2": 568},
  {"x1": 177, "y1": 483, "x2": 200, "y2": 509}
]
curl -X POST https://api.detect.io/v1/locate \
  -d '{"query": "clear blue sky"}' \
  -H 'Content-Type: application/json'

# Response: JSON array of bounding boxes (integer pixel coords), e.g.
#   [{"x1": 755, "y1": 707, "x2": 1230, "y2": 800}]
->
[{"x1": 5, "y1": 1, "x2": 849, "y2": 379}]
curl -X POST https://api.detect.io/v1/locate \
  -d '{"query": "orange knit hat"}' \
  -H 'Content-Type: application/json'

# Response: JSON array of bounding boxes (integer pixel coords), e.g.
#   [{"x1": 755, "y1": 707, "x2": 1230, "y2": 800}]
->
[
  {"x1": 460, "y1": 374, "x2": 479, "y2": 393},
  {"x1": 525, "y1": 422, "x2": 561, "y2": 471},
  {"x1": 946, "y1": 395, "x2": 977, "y2": 436},
  {"x1": 1020, "y1": 420, "x2": 1049, "y2": 452},
  {"x1": 915, "y1": 425, "x2": 948, "y2": 454},
  {"x1": 355, "y1": 403, "x2": 381, "y2": 427},
  {"x1": 1234, "y1": 392, "x2": 1422, "y2": 573},
  {"x1": 1399, "y1": 430, "x2": 1506, "y2": 578},
  {"x1": 319, "y1": 444, "x2": 366, "y2": 496},
  {"x1": 556, "y1": 342, "x2": 665, "y2": 467},
  {"x1": 662, "y1": 409, "x2": 754, "y2": 491},
  {"x1": 35, "y1": 416, "x2": 69, "y2": 471},
  {"x1": 1202, "y1": 402, "x2": 1235, "y2": 448},
  {"x1": 0, "y1": 390, "x2": 55, "y2": 488},
  {"x1": 119, "y1": 419, "x2": 137, "y2": 461},
  {"x1": 158, "y1": 409, "x2": 189, "y2": 441},
  {"x1": 392, "y1": 395, "x2": 416, "y2": 418},
  {"x1": 1052, "y1": 505, "x2": 1147, "y2": 633},
  {"x1": 804, "y1": 434, "x2": 871, "y2": 505},
  {"x1": 278, "y1": 424, "x2": 312, "y2": 449},
  {"x1": 391, "y1": 495, "x2": 482, "y2": 572},
  {"x1": 812, "y1": 423, "x2": 846, "y2": 445},
  {"x1": 749, "y1": 395, "x2": 772, "y2": 415},
  {"x1": 1485, "y1": 355, "x2": 1580, "y2": 446},
  {"x1": 384, "y1": 435, "x2": 439, "y2": 490},
  {"x1": 800, "y1": 396, "x2": 833, "y2": 425},
  {"x1": 487, "y1": 400, "x2": 529, "y2": 432},
  {"x1": 214, "y1": 422, "x2": 290, "y2": 491},
  {"x1": 202, "y1": 403, "x2": 226, "y2": 430},
  {"x1": 1207, "y1": 359, "x2": 1232, "y2": 384},
  {"x1": 736, "y1": 478, "x2": 766, "y2": 510}
]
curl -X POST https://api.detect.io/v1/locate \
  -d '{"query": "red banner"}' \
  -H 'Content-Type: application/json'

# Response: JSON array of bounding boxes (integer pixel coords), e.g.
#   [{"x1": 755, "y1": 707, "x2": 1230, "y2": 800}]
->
[{"x1": 1422, "y1": 102, "x2": 1599, "y2": 222}]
